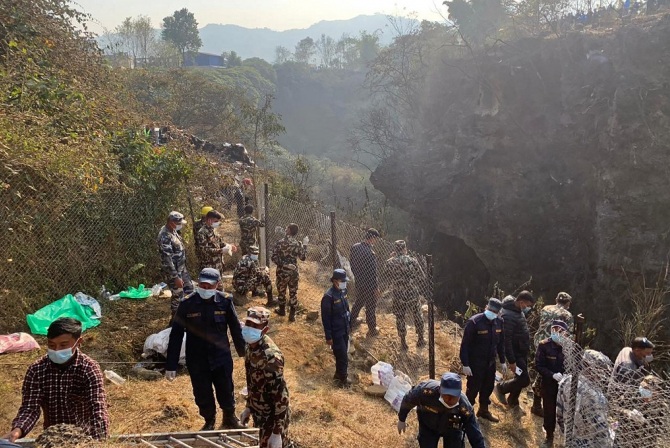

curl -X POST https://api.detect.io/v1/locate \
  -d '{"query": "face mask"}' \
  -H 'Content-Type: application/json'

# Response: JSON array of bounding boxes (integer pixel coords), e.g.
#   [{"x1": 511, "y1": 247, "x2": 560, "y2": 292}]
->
[
  {"x1": 48, "y1": 347, "x2": 75, "y2": 364},
  {"x1": 439, "y1": 397, "x2": 459, "y2": 409},
  {"x1": 645, "y1": 354, "x2": 654, "y2": 363},
  {"x1": 197, "y1": 287, "x2": 216, "y2": 299},
  {"x1": 242, "y1": 326, "x2": 263, "y2": 344},
  {"x1": 212, "y1": 222, "x2": 221, "y2": 229},
  {"x1": 484, "y1": 310, "x2": 497, "y2": 321},
  {"x1": 551, "y1": 331, "x2": 561, "y2": 344},
  {"x1": 523, "y1": 306, "x2": 531, "y2": 315},
  {"x1": 175, "y1": 224, "x2": 183, "y2": 231},
  {"x1": 250, "y1": 254, "x2": 259, "y2": 261},
  {"x1": 339, "y1": 281, "x2": 347, "y2": 290},
  {"x1": 639, "y1": 387, "x2": 652, "y2": 399}
]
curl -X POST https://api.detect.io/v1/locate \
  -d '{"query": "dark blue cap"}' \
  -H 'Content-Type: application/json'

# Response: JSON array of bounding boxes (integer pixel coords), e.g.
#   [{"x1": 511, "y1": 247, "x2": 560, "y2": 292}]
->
[
  {"x1": 551, "y1": 320, "x2": 569, "y2": 332},
  {"x1": 330, "y1": 269, "x2": 348, "y2": 281},
  {"x1": 199, "y1": 267, "x2": 221, "y2": 284},
  {"x1": 487, "y1": 298, "x2": 502, "y2": 313},
  {"x1": 440, "y1": 372, "x2": 462, "y2": 397}
]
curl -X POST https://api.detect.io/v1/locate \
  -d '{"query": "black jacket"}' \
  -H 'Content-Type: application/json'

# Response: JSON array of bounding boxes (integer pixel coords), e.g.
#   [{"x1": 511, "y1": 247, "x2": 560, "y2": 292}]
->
[
  {"x1": 459, "y1": 312, "x2": 505, "y2": 367},
  {"x1": 500, "y1": 296, "x2": 530, "y2": 364},
  {"x1": 350, "y1": 242, "x2": 378, "y2": 292},
  {"x1": 535, "y1": 338, "x2": 565, "y2": 380}
]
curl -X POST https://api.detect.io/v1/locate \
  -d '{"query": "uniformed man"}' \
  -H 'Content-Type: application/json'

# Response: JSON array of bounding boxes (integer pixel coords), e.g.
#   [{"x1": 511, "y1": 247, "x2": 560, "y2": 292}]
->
[
  {"x1": 239, "y1": 307, "x2": 290, "y2": 448},
  {"x1": 157, "y1": 211, "x2": 194, "y2": 320},
  {"x1": 494, "y1": 291, "x2": 535, "y2": 412},
  {"x1": 385, "y1": 240, "x2": 426, "y2": 349},
  {"x1": 233, "y1": 246, "x2": 274, "y2": 307},
  {"x1": 194, "y1": 206, "x2": 214, "y2": 242},
  {"x1": 535, "y1": 320, "x2": 568, "y2": 447},
  {"x1": 612, "y1": 336, "x2": 654, "y2": 386},
  {"x1": 459, "y1": 298, "x2": 506, "y2": 423},
  {"x1": 397, "y1": 372, "x2": 486, "y2": 448},
  {"x1": 321, "y1": 269, "x2": 351, "y2": 388},
  {"x1": 165, "y1": 268, "x2": 246, "y2": 431},
  {"x1": 349, "y1": 228, "x2": 381, "y2": 337},
  {"x1": 531, "y1": 292, "x2": 574, "y2": 417},
  {"x1": 270, "y1": 223, "x2": 307, "y2": 322},
  {"x1": 239, "y1": 205, "x2": 265, "y2": 256},
  {"x1": 196, "y1": 210, "x2": 236, "y2": 273}
]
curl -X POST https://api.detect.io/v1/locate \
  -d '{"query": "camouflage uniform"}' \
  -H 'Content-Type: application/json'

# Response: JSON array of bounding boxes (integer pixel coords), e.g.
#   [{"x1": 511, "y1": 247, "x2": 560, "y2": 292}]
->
[
  {"x1": 271, "y1": 237, "x2": 306, "y2": 308},
  {"x1": 239, "y1": 214, "x2": 264, "y2": 255},
  {"x1": 233, "y1": 255, "x2": 272, "y2": 297},
  {"x1": 557, "y1": 374, "x2": 611, "y2": 447},
  {"x1": 157, "y1": 225, "x2": 194, "y2": 316},
  {"x1": 193, "y1": 218, "x2": 206, "y2": 262},
  {"x1": 245, "y1": 335, "x2": 290, "y2": 448},
  {"x1": 196, "y1": 224, "x2": 230, "y2": 273},
  {"x1": 385, "y1": 252, "x2": 426, "y2": 346}
]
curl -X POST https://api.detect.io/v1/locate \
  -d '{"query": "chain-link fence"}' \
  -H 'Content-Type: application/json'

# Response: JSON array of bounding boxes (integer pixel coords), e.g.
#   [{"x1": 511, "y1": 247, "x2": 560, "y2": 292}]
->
[
  {"x1": 265, "y1": 191, "x2": 436, "y2": 382},
  {"x1": 557, "y1": 335, "x2": 670, "y2": 447}
]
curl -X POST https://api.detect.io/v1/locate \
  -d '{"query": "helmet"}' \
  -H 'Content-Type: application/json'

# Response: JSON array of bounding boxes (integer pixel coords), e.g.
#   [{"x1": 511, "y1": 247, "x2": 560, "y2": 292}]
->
[{"x1": 201, "y1": 206, "x2": 214, "y2": 217}]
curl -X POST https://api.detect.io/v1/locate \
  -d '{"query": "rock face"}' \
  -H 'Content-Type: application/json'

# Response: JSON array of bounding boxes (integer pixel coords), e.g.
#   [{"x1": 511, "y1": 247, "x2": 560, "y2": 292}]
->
[{"x1": 371, "y1": 14, "x2": 670, "y2": 345}]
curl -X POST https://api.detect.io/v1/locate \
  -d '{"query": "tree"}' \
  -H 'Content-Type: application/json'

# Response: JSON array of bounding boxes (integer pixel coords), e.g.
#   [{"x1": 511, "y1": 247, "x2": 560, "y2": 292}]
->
[
  {"x1": 443, "y1": 0, "x2": 506, "y2": 46},
  {"x1": 274, "y1": 45, "x2": 292, "y2": 64},
  {"x1": 115, "y1": 16, "x2": 155, "y2": 67},
  {"x1": 294, "y1": 37, "x2": 316, "y2": 65},
  {"x1": 161, "y1": 8, "x2": 202, "y2": 65},
  {"x1": 222, "y1": 50, "x2": 242, "y2": 67},
  {"x1": 358, "y1": 31, "x2": 381, "y2": 66},
  {"x1": 315, "y1": 34, "x2": 336, "y2": 68},
  {"x1": 243, "y1": 57, "x2": 277, "y2": 84}
]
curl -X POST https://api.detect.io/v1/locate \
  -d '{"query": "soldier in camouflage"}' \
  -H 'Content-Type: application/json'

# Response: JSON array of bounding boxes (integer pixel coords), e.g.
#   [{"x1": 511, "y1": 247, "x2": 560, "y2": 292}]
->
[
  {"x1": 233, "y1": 246, "x2": 274, "y2": 307},
  {"x1": 270, "y1": 223, "x2": 307, "y2": 322},
  {"x1": 157, "y1": 211, "x2": 194, "y2": 320},
  {"x1": 385, "y1": 240, "x2": 426, "y2": 349},
  {"x1": 196, "y1": 210, "x2": 237, "y2": 274},
  {"x1": 239, "y1": 205, "x2": 265, "y2": 256},
  {"x1": 240, "y1": 307, "x2": 290, "y2": 448},
  {"x1": 193, "y1": 206, "x2": 214, "y2": 243},
  {"x1": 531, "y1": 292, "x2": 574, "y2": 418}
]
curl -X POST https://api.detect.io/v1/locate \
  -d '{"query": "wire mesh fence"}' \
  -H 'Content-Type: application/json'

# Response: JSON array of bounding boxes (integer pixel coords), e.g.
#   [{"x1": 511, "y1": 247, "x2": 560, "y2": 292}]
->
[
  {"x1": 557, "y1": 336, "x2": 670, "y2": 447},
  {"x1": 265, "y1": 192, "x2": 435, "y2": 382}
]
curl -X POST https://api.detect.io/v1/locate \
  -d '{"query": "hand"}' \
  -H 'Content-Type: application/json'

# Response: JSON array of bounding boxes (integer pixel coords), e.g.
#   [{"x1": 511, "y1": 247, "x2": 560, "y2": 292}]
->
[
  {"x1": 553, "y1": 373, "x2": 564, "y2": 382},
  {"x1": 4, "y1": 428, "x2": 22, "y2": 443},
  {"x1": 174, "y1": 277, "x2": 184, "y2": 289},
  {"x1": 231, "y1": 244, "x2": 238, "y2": 253},
  {"x1": 239, "y1": 407, "x2": 251, "y2": 426},
  {"x1": 286, "y1": 264, "x2": 296, "y2": 270},
  {"x1": 302, "y1": 236, "x2": 309, "y2": 245},
  {"x1": 508, "y1": 363, "x2": 516, "y2": 377},
  {"x1": 462, "y1": 366, "x2": 473, "y2": 377},
  {"x1": 326, "y1": 339, "x2": 333, "y2": 346},
  {"x1": 268, "y1": 433, "x2": 282, "y2": 448},
  {"x1": 165, "y1": 371, "x2": 176, "y2": 381},
  {"x1": 501, "y1": 363, "x2": 508, "y2": 375},
  {"x1": 397, "y1": 421, "x2": 407, "y2": 434}
]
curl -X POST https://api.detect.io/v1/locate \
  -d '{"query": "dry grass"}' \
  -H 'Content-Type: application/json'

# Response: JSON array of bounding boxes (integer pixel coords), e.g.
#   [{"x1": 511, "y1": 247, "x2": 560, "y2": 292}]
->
[{"x1": 0, "y1": 215, "x2": 547, "y2": 446}]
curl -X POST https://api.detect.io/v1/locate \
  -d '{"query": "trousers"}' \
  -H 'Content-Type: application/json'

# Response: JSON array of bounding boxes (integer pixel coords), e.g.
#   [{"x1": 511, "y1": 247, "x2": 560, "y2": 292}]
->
[
  {"x1": 188, "y1": 360, "x2": 235, "y2": 420},
  {"x1": 497, "y1": 356, "x2": 530, "y2": 406},
  {"x1": 350, "y1": 286, "x2": 377, "y2": 330},
  {"x1": 466, "y1": 362, "x2": 496, "y2": 407},
  {"x1": 542, "y1": 376, "x2": 559, "y2": 435},
  {"x1": 331, "y1": 334, "x2": 349, "y2": 379}
]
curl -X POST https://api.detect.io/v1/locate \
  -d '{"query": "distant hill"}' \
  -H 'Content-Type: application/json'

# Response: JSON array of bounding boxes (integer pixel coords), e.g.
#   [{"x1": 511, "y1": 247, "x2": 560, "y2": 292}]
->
[{"x1": 199, "y1": 14, "x2": 408, "y2": 61}]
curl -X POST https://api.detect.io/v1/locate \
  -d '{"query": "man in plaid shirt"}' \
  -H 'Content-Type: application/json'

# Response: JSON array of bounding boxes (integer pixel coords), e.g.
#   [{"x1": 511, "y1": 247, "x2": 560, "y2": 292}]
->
[{"x1": 2, "y1": 318, "x2": 109, "y2": 444}]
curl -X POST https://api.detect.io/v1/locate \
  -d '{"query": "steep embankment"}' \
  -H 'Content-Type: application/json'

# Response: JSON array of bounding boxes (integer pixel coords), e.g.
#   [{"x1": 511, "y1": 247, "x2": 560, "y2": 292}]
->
[{"x1": 372, "y1": 13, "x2": 670, "y2": 349}]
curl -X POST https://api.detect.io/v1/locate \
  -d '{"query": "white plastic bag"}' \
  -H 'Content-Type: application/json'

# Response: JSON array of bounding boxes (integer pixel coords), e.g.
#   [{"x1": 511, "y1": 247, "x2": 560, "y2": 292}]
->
[
  {"x1": 384, "y1": 372, "x2": 412, "y2": 412},
  {"x1": 370, "y1": 361, "x2": 394, "y2": 387},
  {"x1": 143, "y1": 328, "x2": 186, "y2": 365}
]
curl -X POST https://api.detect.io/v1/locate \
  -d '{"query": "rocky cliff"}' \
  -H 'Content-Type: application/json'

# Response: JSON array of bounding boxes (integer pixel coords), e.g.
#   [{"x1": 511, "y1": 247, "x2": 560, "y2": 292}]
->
[{"x1": 371, "y1": 13, "x2": 670, "y2": 346}]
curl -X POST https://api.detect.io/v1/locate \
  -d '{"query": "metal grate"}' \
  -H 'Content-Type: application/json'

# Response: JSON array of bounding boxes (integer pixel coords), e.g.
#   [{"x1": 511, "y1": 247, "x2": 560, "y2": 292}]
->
[{"x1": 116, "y1": 429, "x2": 261, "y2": 448}]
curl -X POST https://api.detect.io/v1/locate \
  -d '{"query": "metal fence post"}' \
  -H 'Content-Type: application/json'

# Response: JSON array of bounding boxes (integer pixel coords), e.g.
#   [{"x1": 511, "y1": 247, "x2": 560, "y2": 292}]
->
[
  {"x1": 264, "y1": 183, "x2": 270, "y2": 268},
  {"x1": 574, "y1": 313, "x2": 585, "y2": 346},
  {"x1": 426, "y1": 254, "x2": 435, "y2": 380},
  {"x1": 330, "y1": 211, "x2": 337, "y2": 270}
]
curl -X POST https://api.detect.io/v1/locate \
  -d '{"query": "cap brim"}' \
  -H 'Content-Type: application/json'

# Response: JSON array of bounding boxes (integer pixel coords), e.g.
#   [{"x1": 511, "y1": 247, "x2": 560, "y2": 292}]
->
[
  {"x1": 245, "y1": 317, "x2": 265, "y2": 325},
  {"x1": 331, "y1": 277, "x2": 350, "y2": 281},
  {"x1": 198, "y1": 278, "x2": 218, "y2": 284},
  {"x1": 440, "y1": 388, "x2": 461, "y2": 397}
]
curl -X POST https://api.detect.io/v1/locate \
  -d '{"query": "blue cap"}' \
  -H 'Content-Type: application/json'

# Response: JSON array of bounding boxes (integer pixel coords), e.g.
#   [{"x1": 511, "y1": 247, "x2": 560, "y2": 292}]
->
[
  {"x1": 551, "y1": 320, "x2": 569, "y2": 332},
  {"x1": 487, "y1": 298, "x2": 502, "y2": 313},
  {"x1": 440, "y1": 372, "x2": 462, "y2": 397},
  {"x1": 199, "y1": 267, "x2": 221, "y2": 284},
  {"x1": 330, "y1": 269, "x2": 349, "y2": 282}
]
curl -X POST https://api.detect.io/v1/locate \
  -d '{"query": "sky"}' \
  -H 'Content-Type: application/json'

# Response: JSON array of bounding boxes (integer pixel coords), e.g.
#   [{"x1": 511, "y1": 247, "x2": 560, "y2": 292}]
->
[{"x1": 74, "y1": 0, "x2": 447, "y2": 34}]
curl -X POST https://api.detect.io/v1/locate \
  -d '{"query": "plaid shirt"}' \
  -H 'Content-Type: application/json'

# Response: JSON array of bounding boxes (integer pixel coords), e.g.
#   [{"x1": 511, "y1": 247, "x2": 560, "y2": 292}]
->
[{"x1": 11, "y1": 351, "x2": 109, "y2": 439}]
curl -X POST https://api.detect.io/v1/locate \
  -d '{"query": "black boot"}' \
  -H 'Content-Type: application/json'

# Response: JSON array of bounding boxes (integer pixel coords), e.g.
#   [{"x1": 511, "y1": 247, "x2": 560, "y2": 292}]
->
[
  {"x1": 531, "y1": 395, "x2": 544, "y2": 417},
  {"x1": 200, "y1": 416, "x2": 216, "y2": 431},
  {"x1": 400, "y1": 335, "x2": 408, "y2": 350},
  {"x1": 334, "y1": 374, "x2": 352, "y2": 388},
  {"x1": 265, "y1": 291, "x2": 277, "y2": 307},
  {"x1": 275, "y1": 305, "x2": 286, "y2": 316},
  {"x1": 417, "y1": 336, "x2": 426, "y2": 348},
  {"x1": 288, "y1": 306, "x2": 296, "y2": 322},
  {"x1": 220, "y1": 408, "x2": 244, "y2": 429},
  {"x1": 476, "y1": 406, "x2": 500, "y2": 423}
]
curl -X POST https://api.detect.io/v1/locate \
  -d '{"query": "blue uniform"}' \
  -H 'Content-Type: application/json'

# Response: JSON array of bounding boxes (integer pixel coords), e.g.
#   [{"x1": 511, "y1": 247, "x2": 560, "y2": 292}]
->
[
  {"x1": 535, "y1": 338, "x2": 565, "y2": 437},
  {"x1": 321, "y1": 286, "x2": 350, "y2": 380},
  {"x1": 398, "y1": 380, "x2": 486, "y2": 448},
  {"x1": 459, "y1": 313, "x2": 505, "y2": 407},
  {"x1": 167, "y1": 291, "x2": 246, "y2": 421}
]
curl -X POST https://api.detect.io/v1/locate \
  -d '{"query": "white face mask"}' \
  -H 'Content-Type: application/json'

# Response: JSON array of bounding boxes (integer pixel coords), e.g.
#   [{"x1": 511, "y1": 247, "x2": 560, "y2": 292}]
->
[
  {"x1": 439, "y1": 397, "x2": 459, "y2": 409},
  {"x1": 197, "y1": 287, "x2": 216, "y2": 299},
  {"x1": 212, "y1": 222, "x2": 221, "y2": 229},
  {"x1": 250, "y1": 254, "x2": 259, "y2": 261},
  {"x1": 175, "y1": 224, "x2": 183, "y2": 231},
  {"x1": 645, "y1": 354, "x2": 654, "y2": 363},
  {"x1": 48, "y1": 347, "x2": 75, "y2": 364},
  {"x1": 339, "y1": 281, "x2": 347, "y2": 290}
]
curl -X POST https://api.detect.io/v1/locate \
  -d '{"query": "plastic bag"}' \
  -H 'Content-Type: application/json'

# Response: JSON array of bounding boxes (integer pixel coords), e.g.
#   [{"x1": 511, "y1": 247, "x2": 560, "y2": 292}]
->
[
  {"x1": 0, "y1": 333, "x2": 40, "y2": 354},
  {"x1": 384, "y1": 372, "x2": 412, "y2": 412},
  {"x1": 118, "y1": 284, "x2": 152, "y2": 300},
  {"x1": 370, "y1": 361, "x2": 394, "y2": 388},
  {"x1": 27, "y1": 294, "x2": 100, "y2": 335},
  {"x1": 143, "y1": 328, "x2": 186, "y2": 365}
]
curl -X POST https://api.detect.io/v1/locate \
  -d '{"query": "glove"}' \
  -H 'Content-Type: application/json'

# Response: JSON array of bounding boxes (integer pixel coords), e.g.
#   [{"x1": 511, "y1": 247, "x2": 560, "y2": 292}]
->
[
  {"x1": 462, "y1": 366, "x2": 473, "y2": 376},
  {"x1": 268, "y1": 433, "x2": 282, "y2": 448},
  {"x1": 397, "y1": 421, "x2": 407, "y2": 434},
  {"x1": 239, "y1": 407, "x2": 251, "y2": 426},
  {"x1": 501, "y1": 363, "x2": 508, "y2": 375},
  {"x1": 302, "y1": 236, "x2": 309, "y2": 245},
  {"x1": 553, "y1": 373, "x2": 564, "y2": 382},
  {"x1": 165, "y1": 371, "x2": 176, "y2": 382}
]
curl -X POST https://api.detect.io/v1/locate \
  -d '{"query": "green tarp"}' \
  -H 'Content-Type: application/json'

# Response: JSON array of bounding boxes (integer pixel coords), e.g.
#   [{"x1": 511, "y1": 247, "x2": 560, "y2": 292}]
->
[
  {"x1": 27, "y1": 294, "x2": 100, "y2": 335},
  {"x1": 118, "y1": 284, "x2": 151, "y2": 299}
]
